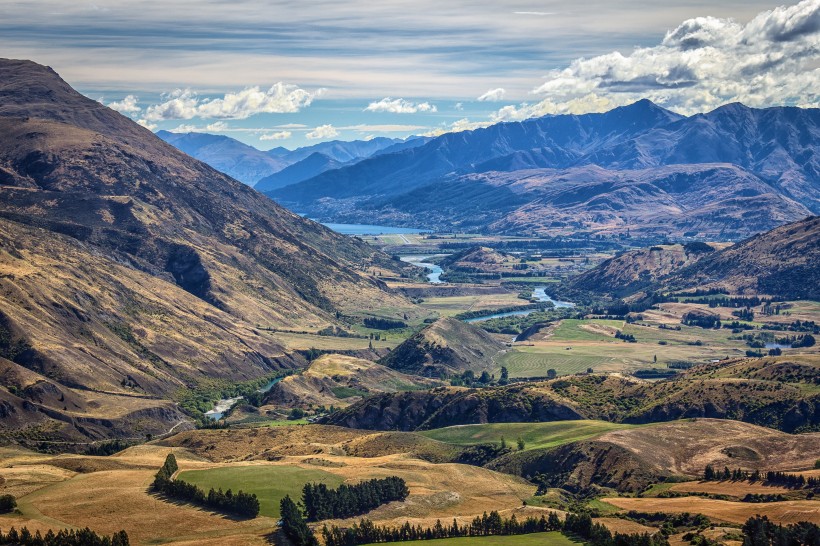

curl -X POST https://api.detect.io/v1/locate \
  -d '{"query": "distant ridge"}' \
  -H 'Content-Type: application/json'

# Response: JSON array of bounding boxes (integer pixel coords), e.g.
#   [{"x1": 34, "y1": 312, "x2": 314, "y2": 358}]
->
[{"x1": 269, "y1": 100, "x2": 819, "y2": 239}]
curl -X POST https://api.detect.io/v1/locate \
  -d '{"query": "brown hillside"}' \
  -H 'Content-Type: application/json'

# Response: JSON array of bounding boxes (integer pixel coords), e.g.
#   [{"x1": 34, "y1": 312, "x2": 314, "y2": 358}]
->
[
  {"x1": 264, "y1": 354, "x2": 438, "y2": 408},
  {"x1": 378, "y1": 317, "x2": 506, "y2": 377},
  {"x1": 0, "y1": 59, "x2": 416, "y2": 444}
]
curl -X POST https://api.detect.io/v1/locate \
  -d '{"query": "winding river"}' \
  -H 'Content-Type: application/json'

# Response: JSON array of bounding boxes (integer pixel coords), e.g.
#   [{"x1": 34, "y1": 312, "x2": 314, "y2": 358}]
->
[
  {"x1": 464, "y1": 287, "x2": 575, "y2": 323},
  {"x1": 205, "y1": 377, "x2": 284, "y2": 420}
]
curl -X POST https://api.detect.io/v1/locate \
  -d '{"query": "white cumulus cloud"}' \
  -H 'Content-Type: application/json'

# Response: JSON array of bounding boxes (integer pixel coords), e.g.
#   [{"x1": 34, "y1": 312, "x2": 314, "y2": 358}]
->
[
  {"x1": 260, "y1": 131, "x2": 292, "y2": 141},
  {"x1": 477, "y1": 88, "x2": 506, "y2": 101},
  {"x1": 493, "y1": 0, "x2": 820, "y2": 120},
  {"x1": 365, "y1": 98, "x2": 437, "y2": 113},
  {"x1": 107, "y1": 95, "x2": 141, "y2": 115},
  {"x1": 144, "y1": 84, "x2": 323, "y2": 121},
  {"x1": 306, "y1": 124, "x2": 340, "y2": 140}
]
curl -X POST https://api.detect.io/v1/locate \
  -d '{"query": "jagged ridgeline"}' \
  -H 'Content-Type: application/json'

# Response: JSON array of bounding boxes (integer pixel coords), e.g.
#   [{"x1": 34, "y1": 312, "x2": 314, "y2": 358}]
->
[{"x1": 0, "y1": 59, "x2": 416, "y2": 444}]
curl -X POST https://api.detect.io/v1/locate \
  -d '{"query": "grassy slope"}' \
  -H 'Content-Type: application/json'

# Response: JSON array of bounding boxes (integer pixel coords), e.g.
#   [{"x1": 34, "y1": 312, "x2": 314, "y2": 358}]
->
[
  {"x1": 419, "y1": 421, "x2": 637, "y2": 451},
  {"x1": 177, "y1": 465, "x2": 344, "y2": 518}
]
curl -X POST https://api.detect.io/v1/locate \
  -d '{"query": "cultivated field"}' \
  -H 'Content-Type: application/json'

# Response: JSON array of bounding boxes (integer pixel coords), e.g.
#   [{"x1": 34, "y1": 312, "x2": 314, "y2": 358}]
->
[{"x1": 419, "y1": 421, "x2": 638, "y2": 451}]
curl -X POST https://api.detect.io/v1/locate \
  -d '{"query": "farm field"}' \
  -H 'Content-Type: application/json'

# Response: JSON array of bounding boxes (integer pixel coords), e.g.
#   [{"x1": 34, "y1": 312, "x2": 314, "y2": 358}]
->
[
  {"x1": 362, "y1": 531, "x2": 581, "y2": 546},
  {"x1": 499, "y1": 316, "x2": 757, "y2": 378},
  {"x1": 418, "y1": 293, "x2": 532, "y2": 317},
  {"x1": 419, "y1": 421, "x2": 639, "y2": 451},
  {"x1": 178, "y1": 465, "x2": 344, "y2": 518}
]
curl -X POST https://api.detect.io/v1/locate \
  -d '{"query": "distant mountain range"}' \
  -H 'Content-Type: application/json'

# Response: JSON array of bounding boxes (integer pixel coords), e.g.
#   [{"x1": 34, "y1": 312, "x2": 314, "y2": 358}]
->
[
  {"x1": 157, "y1": 131, "x2": 429, "y2": 186},
  {"x1": 265, "y1": 100, "x2": 819, "y2": 239}
]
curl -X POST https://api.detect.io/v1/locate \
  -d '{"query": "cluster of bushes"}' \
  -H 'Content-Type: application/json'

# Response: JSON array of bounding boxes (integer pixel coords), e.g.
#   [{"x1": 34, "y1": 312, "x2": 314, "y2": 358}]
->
[
  {"x1": 732, "y1": 308, "x2": 755, "y2": 321},
  {"x1": 765, "y1": 320, "x2": 819, "y2": 333},
  {"x1": 363, "y1": 318, "x2": 407, "y2": 330},
  {"x1": 0, "y1": 527, "x2": 129, "y2": 545},
  {"x1": 742, "y1": 493, "x2": 786, "y2": 503},
  {"x1": 0, "y1": 495, "x2": 16, "y2": 514},
  {"x1": 615, "y1": 330, "x2": 636, "y2": 343},
  {"x1": 322, "y1": 510, "x2": 564, "y2": 546},
  {"x1": 777, "y1": 334, "x2": 816, "y2": 348},
  {"x1": 682, "y1": 312, "x2": 721, "y2": 329},
  {"x1": 153, "y1": 454, "x2": 260, "y2": 518},
  {"x1": 742, "y1": 515, "x2": 820, "y2": 545},
  {"x1": 302, "y1": 477, "x2": 409, "y2": 522},
  {"x1": 85, "y1": 440, "x2": 132, "y2": 456},
  {"x1": 703, "y1": 466, "x2": 819, "y2": 488}
]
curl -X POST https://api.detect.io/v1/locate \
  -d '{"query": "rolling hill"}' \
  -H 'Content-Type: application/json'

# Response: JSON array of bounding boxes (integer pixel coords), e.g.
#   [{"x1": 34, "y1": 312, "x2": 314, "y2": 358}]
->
[
  {"x1": 269, "y1": 101, "x2": 819, "y2": 238},
  {"x1": 563, "y1": 215, "x2": 820, "y2": 300},
  {"x1": 378, "y1": 317, "x2": 507, "y2": 377},
  {"x1": 0, "y1": 58, "x2": 416, "y2": 445},
  {"x1": 263, "y1": 354, "x2": 438, "y2": 408},
  {"x1": 323, "y1": 356, "x2": 820, "y2": 433}
]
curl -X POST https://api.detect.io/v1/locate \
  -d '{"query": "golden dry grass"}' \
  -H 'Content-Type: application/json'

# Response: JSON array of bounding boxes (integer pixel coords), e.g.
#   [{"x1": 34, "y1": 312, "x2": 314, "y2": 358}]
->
[
  {"x1": 602, "y1": 497, "x2": 820, "y2": 525},
  {"x1": 596, "y1": 419, "x2": 820, "y2": 476},
  {"x1": 669, "y1": 481, "x2": 792, "y2": 496},
  {"x1": 596, "y1": 518, "x2": 657, "y2": 535}
]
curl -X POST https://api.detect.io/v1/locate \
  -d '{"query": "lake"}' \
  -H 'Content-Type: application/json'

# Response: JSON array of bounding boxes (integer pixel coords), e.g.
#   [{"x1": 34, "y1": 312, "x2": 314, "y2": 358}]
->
[{"x1": 320, "y1": 222, "x2": 430, "y2": 235}]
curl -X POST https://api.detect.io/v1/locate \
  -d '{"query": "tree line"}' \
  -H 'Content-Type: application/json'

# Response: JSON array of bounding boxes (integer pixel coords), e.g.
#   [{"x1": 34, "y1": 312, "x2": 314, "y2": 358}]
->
[
  {"x1": 703, "y1": 466, "x2": 819, "y2": 488},
  {"x1": 302, "y1": 477, "x2": 409, "y2": 522},
  {"x1": 363, "y1": 318, "x2": 407, "y2": 330},
  {"x1": 152, "y1": 454, "x2": 260, "y2": 518},
  {"x1": 320, "y1": 510, "x2": 671, "y2": 546},
  {"x1": 743, "y1": 515, "x2": 820, "y2": 545},
  {"x1": 0, "y1": 527, "x2": 129, "y2": 546},
  {"x1": 321, "y1": 511, "x2": 563, "y2": 546}
]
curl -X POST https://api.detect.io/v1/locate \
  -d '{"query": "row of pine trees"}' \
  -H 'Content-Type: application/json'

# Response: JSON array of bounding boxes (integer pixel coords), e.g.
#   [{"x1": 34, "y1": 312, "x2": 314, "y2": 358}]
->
[
  {"x1": 302, "y1": 477, "x2": 410, "y2": 521},
  {"x1": 152, "y1": 454, "x2": 260, "y2": 518}
]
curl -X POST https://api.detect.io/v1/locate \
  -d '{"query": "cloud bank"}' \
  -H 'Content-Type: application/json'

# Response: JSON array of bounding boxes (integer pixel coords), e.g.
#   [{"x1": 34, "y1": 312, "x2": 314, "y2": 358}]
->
[
  {"x1": 143, "y1": 83, "x2": 323, "y2": 121},
  {"x1": 494, "y1": 0, "x2": 820, "y2": 120}
]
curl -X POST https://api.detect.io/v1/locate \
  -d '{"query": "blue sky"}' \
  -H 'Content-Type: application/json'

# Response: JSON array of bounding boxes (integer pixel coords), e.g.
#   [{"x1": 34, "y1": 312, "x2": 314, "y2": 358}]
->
[{"x1": 2, "y1": 0, "x2": 818, "y2": 149}]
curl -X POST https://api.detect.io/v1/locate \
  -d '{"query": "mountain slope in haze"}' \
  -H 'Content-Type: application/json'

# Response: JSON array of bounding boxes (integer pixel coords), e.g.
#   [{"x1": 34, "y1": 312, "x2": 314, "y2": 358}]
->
[
  {"x1": 281, "y1": 136, "x2": 404, "y2": 164},
  {"x1": 156, "y1": 130, "x2": 290, "y2": 185},
  {"x1": 378, "y1": 317, "x2": 506, "y2": 377},
  {"x1": 0, "y1": 59, "x2": 416, "y2": 445},
  {"x1": 563, "y1": 216, "x2": 820, "y2": 300},
  {"x1": 254, "y1": 152, "x2": 343, "y2": 192},
  {"x1": 270, "y1": 101, "x2": 820, "y2": 238},
  {"x1": 272, "y1": 99, "x2": 684, "y2": 203}
]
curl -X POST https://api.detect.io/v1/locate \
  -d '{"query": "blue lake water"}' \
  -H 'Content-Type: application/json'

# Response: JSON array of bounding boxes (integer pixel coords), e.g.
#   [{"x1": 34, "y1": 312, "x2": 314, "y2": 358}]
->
[{"x1": 321, "y1": 223, "x2": 430, "y2": 235}]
